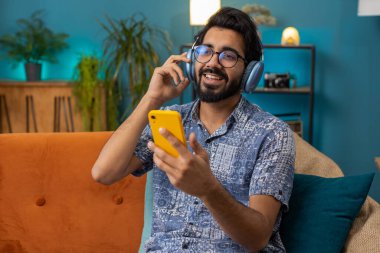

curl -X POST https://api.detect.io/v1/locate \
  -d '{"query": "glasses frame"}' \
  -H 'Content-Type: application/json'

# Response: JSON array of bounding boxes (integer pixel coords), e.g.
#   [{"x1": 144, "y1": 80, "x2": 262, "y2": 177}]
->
[{"x1": 193, "y1": 44, "x2": 247, "y2": 68}]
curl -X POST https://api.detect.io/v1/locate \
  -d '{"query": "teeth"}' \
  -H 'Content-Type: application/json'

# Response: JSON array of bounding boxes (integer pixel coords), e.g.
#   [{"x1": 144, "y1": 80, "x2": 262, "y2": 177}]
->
[{"x1": 204, "y1": 74, "x2": 223, "y2": 80}]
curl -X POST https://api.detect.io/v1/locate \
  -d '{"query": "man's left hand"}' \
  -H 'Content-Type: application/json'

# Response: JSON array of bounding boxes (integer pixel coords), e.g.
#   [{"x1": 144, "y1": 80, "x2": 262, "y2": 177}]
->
[{"x1": 147, "y1": 129, "x2": 218, "y2": 198}]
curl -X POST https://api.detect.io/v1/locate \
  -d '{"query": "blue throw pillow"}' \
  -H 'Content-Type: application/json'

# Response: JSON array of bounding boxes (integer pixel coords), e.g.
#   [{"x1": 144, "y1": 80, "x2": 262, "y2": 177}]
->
[{"x1": 280, "y1": 173, "x2": 374, "y2": 253}]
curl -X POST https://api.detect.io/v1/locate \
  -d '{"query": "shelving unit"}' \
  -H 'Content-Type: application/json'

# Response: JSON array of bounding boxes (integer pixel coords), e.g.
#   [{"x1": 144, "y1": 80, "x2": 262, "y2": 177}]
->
[{"x1": 257, "y1": 44, "x2": 315, "y2": 144}]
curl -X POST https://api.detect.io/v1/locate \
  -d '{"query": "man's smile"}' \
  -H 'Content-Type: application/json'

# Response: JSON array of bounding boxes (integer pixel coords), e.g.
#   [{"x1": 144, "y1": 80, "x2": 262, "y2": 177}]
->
[
  {"x1": 204, "y1": 73, "x2": 223, "y2": 81},
  {"x1": 199, "y1": 67, "x2": 228, "y2": 88}
]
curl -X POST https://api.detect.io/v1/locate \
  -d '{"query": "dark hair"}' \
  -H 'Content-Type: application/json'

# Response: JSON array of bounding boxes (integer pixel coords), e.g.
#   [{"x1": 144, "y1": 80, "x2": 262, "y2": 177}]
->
[{"x1": 195, "y1": 7, "x2": 262, "y2": 63}]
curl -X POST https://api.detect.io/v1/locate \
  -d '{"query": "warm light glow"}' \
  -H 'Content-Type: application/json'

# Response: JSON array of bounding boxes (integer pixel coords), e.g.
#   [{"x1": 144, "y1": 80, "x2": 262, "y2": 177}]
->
[
  {"x1": 190, "y1": 0, "x2": 221, "y2": 26},
  {"x1": 281, "y1": 27, "x2": 300, "y2": 46},
  {"x1": 358, "y1": 0, "x2": 380, "y2": 16}
]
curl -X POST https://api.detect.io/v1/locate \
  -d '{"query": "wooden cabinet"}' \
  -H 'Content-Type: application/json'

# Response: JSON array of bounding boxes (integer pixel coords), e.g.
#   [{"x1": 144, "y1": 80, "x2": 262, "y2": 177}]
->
[{"x1": 0, "y1": 81, "x2": 106, "y2": 133}]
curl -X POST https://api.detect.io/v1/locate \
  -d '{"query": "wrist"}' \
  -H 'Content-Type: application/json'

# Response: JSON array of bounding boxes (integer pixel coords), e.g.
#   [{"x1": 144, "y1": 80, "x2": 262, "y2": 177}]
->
[
  {"x1": 141, "y1": 94, "x2": 165, "y2": 109},
  {"x1": 200, "y1": 178, "x2": 222, "y2": 203}
]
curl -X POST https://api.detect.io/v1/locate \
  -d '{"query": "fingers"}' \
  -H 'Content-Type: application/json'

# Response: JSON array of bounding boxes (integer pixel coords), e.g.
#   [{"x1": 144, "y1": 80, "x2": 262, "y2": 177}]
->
[
  {"x1": 156, "y1": 63, "x2": 188, "y2": 87},
  {"x1": 158, "y1": 128, "x2": 188, "y2": 154},
  {"x1": 189, "y1": 132, "x2": 209, "y2": 161},
  {"x1": 148, "y1": 141, "x2": 177, "y2": 168},
  {"x1": 164, "y1": 53, "x2": 191, "y2": 65},
  {"x1": 163, "y1": 54, "x2": 191, "y2": 85},
  {"x1": 152, "y1": 152, "x2": 176, "y2": 176},
  {"x1": 165, "y1": 63, "x2": 187, "y2": 85},
  {"x1": 175, "y1": 78, "x2": 190, "y2": 93}
]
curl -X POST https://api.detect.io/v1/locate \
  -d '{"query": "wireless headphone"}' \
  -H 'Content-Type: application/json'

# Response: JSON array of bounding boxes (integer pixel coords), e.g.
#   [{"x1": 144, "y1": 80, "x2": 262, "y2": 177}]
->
[{"x1": 185, "y1": 38, "x2": 264, "y2": 94}]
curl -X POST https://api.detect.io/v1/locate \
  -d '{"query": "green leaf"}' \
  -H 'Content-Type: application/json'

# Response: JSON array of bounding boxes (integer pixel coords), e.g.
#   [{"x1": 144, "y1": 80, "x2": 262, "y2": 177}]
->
[
  {"x1": 100, "y1": 13, "x2": 173, "y2": 125},
  {"x1": 72, "y1": 55, "x2": 104, "y2": 131}
]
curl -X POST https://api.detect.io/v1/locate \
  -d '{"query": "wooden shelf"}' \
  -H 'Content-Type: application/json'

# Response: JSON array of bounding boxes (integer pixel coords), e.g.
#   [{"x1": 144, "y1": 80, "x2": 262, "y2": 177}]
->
[
  {"x1": 0, "y1": 80, "x2": 71, "y2": 87},
  {"x1": 0, "y1": 80, "x2": 106, "y2": 133},
  {"x1": 263, "y1": 44, "x2": 315, "y2": 50},
  {"x1": 254, "y1": 87, "x2": 311, "y2": 94}
]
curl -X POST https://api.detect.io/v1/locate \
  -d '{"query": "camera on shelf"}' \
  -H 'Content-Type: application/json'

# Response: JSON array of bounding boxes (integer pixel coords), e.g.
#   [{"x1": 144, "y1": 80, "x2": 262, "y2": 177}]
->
[{"x1": 264, "y1": 72, "x2": 291, "y2": 89}]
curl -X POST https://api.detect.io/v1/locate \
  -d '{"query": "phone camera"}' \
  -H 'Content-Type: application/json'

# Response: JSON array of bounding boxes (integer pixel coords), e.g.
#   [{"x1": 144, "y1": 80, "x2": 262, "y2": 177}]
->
[{"x1": 151, "y1": 115, "x2": 156, "y2": 120}]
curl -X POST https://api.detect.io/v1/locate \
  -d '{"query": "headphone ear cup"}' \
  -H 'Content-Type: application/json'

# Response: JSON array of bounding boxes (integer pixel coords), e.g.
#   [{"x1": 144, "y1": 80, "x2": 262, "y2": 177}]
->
[
  {"x1": 242, "y1": 61, "x2": 264, "y2": 93},
  {"x1": 185, "y1": 49, "x2": 195, "y2": 82}
]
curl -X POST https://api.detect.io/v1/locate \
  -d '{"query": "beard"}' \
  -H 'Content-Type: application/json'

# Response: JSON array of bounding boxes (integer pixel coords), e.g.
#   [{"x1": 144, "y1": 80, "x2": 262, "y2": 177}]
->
[{"x1": 194, "y1": 67, "x2": 242, "y2": 103}]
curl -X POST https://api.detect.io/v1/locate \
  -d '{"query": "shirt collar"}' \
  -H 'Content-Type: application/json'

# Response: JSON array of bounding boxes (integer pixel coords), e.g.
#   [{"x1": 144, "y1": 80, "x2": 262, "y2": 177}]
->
[
  {"x1": 230, "y1": 96, "x2": 251, "y2": 125},
  {"x1": 185, "y1": 96, "x2": 252, "y2": 128},
  {"x1": 189, "y1": 99, "x2": 200, "y2": 123}
]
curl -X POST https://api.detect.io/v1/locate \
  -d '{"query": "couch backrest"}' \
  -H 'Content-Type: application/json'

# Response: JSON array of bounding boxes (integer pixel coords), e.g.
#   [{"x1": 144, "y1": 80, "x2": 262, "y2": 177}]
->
[
  {"x1": 293, "y1": 133, "x2": 344, "y2": 177},
  {"x1": 0, "y1": 132, "x2": 146, "y2": 253}
]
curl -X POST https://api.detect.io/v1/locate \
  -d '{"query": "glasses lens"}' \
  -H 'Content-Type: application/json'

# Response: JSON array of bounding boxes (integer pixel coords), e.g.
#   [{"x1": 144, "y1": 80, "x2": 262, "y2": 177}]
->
[
  {"x1": 219, "y1": 51, "x2": 238, "y2": 68},
  {"x1": 195, "y1": 45, "x2": 213, "y2": 63}
]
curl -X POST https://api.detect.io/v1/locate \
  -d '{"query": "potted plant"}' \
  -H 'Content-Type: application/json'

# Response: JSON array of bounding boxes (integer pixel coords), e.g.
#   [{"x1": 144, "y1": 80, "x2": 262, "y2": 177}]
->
[
  {"x1": 99, "y1": 14, "x2": 172, "y2": 129},
  {"x1": 0, "y1": 10, "x2": 69, "y2": 81},
  {"x1": 72, "y1": 55, "x2": 103, "y2": 131}
]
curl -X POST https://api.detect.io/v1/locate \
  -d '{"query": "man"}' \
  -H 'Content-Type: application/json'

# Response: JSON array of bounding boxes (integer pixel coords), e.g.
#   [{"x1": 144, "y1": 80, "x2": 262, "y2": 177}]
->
[{"x1": 92, "y1": 7, "x2": 295, "y2": 253}]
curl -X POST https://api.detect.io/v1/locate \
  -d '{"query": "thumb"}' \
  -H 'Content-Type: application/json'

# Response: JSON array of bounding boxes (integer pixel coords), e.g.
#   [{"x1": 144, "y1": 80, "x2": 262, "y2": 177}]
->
[
  {"x1": 177, "y1": 77, "x2": 190, "y2": 92},
  {"x1": 189, "y1": 132, "x2": 208, "y2": 160}
]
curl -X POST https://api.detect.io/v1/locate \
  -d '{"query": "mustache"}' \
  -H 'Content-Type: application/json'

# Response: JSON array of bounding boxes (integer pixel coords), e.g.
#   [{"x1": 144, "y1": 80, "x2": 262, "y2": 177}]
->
[{"x1": 199, "y1": 67, "x2": 228, "y2": 81}]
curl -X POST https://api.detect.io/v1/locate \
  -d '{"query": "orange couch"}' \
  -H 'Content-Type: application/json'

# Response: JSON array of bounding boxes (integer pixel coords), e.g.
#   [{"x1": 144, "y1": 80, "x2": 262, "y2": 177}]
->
[
  {"x1": 1, "y1": 132, "x2": 379, "y2": 253},
  {"x1": 0, "y1": 132, "x2": 146, "y2": 253}
]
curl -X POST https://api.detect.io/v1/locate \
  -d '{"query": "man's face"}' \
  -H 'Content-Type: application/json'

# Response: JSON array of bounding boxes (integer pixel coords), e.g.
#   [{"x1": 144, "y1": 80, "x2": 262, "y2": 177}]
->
[{"x1": 194, "y1": 26, "x2": 246, "y2": 103}]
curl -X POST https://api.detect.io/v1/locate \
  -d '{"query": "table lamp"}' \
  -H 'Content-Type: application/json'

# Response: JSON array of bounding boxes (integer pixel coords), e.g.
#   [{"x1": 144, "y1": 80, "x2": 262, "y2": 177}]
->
[
  {"x1": 190, "y1": 0, "x2": 221, "y2": 26},
  {"x1": 358, "y1": 0, "x2": 380, "y2": 16},
  {"x1": 281, "y1": 27, "x2": 300, "y2": 46}
]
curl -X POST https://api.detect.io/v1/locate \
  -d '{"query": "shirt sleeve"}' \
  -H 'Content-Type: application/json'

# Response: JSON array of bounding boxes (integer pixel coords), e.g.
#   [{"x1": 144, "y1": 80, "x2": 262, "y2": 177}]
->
[
  {"x1": 249, "y1": 120, "x2": 295, "y2": 211},
  {"x1": 131, "y1": 124, "x2": 154, "y2": 177}
]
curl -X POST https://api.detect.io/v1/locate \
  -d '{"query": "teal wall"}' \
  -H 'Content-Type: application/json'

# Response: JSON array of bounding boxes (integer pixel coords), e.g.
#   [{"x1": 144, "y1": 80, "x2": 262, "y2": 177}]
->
[{"x1": 1, "y1": 0, "x2": 379, "y2": 202}]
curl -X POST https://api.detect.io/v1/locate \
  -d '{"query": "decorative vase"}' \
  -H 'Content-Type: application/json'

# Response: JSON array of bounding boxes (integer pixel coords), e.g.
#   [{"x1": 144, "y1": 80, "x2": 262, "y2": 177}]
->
[{"x1": 25, "y1": 63, "x2": 42, "y2": 81}]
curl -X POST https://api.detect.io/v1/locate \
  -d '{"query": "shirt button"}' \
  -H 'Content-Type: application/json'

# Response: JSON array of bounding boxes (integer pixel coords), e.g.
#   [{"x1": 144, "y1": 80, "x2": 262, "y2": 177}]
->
[{"x1": 188, "y1": 222, "x2": 193, "y2": 226}]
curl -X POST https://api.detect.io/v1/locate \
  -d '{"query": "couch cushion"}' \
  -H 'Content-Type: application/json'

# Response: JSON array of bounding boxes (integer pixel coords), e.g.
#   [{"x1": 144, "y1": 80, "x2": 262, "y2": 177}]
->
[{"x1": 280, "y1": 173, "x2": 374, "y2": 253}]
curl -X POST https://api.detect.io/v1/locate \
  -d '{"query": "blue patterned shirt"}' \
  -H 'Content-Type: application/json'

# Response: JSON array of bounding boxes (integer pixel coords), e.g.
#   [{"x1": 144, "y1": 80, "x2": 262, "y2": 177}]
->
[{"x1": 133, "y1": 97, "x2": 295, "y2": 252}]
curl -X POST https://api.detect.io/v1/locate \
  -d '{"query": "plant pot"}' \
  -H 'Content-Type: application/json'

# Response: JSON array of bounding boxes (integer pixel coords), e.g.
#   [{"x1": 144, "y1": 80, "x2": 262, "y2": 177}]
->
[{"x1": 25, "y1": 63, "x2": 42, "y2": 81}]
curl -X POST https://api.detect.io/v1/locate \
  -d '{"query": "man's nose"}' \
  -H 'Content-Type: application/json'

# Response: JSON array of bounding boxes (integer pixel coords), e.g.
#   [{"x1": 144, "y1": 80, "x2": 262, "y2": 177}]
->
[{"x1": 206, "y1": 53, "x2": 222, "y2": 68}]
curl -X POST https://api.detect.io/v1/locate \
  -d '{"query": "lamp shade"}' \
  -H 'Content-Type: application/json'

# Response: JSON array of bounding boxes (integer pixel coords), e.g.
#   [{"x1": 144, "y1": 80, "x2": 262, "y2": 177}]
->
[
  {"x1": 358, "y1": 0, "x2": 380, "y2": 16},
  {"x1": 190, "y1": 0, "x2": 221, "y2": 26},
  {"x1": 281, "y1": 27, "x2": 300, "y2": 46}
]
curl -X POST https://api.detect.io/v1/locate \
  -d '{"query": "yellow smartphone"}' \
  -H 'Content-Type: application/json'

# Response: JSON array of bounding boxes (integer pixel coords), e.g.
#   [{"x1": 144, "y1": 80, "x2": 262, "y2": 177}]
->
[{"x1": 148, "y1": 110, "x2": 186, "y2": 157}]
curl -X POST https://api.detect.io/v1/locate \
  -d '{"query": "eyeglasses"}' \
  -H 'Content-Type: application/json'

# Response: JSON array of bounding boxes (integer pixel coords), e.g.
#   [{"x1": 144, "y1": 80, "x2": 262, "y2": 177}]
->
[{"x1": 193, "y1": 45, "x2": 247, "y2": 68}]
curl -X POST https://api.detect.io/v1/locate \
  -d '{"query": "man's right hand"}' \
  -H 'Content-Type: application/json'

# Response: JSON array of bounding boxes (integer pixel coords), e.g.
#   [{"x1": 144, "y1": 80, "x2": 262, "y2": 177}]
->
[
  {"x1": 145, "y1": 53, "x2": 191, "y2": 105},
  {"x1": 92, "y1": 53, "x2": 191, "y2": 185}
]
